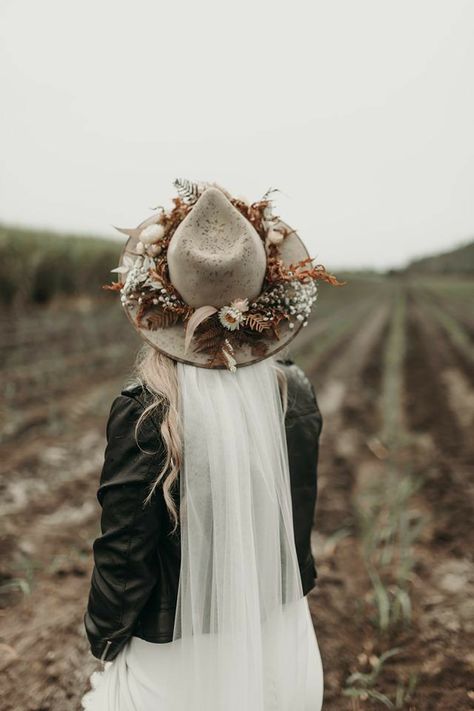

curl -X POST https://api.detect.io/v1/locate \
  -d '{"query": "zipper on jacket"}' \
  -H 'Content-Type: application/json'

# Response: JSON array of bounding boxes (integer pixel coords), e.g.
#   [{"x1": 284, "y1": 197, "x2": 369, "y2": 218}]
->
[{"x1": 100, "y1": 639, "x2": 112, "y2": 663}]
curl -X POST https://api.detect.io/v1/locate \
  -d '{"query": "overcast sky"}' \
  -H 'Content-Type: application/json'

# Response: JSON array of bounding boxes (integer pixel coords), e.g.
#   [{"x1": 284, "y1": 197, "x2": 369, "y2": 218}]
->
[{"x1": 1, "y1": 0, "x2": 473, "y2": 270}]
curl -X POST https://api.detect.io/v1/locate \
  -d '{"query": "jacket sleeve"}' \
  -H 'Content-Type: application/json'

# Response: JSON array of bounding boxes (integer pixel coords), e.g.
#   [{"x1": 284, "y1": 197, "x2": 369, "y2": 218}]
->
[
  {"x1": 83, "y1": 392, "x2": 166, "y2": 663},
  {"x1": 284, "y1": 364, "x2": 323, "y2": 595}
]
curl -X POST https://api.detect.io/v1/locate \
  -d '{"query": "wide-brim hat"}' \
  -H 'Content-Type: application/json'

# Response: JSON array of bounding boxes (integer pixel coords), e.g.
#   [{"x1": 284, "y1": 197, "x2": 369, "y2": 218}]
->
[{"x1": 108, "y1": 180, "x2": 337, "y2": 370}]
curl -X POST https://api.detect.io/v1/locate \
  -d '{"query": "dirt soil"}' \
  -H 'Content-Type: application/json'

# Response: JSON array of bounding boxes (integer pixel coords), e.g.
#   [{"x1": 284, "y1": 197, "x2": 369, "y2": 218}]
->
[{"x1": 0, "y1": 283, "x2": 473, "y2": 710}]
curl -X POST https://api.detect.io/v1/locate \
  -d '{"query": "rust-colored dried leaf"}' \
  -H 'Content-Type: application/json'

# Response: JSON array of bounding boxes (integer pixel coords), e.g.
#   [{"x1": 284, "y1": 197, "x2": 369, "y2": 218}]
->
[
  {"x1": 245, "y1": 314, "x2": 271, "y2": 333},
  {"x1": 144, "y1": 309, "x2": 180, "y2": 330},
  {"x1": 102, "y1": 282, "x2": 122, "y2": 292}
]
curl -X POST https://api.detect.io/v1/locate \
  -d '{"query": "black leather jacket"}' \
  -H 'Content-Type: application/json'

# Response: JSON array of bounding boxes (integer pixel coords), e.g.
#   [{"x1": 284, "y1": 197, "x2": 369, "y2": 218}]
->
[{"x1": 84, "y1": 357, "x2": 323, "y2": 663}]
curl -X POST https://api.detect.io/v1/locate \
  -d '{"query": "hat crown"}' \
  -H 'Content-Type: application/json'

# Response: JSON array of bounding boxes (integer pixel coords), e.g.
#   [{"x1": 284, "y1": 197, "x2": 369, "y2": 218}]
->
[{"x1": 167, "y1": 187, "x2": 266, "y2": 308}]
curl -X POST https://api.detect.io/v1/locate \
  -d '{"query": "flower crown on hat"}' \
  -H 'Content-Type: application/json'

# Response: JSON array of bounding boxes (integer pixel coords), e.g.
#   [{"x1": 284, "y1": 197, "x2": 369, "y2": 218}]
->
[{"x1": 104, "y1": 179, "x2": 345, "y2": 371}]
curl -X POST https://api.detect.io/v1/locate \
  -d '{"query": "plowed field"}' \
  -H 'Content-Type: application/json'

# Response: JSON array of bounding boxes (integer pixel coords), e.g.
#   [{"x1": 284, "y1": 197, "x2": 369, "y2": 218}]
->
[{"x1": 1, "y1": 276, "x2": 472, "y2": 710}]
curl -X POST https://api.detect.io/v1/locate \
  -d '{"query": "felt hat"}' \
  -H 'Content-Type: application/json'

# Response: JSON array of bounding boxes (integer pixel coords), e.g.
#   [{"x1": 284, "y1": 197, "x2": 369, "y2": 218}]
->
[{"x1": 109, "y1": 180, "x2": 332, "y2": 371}]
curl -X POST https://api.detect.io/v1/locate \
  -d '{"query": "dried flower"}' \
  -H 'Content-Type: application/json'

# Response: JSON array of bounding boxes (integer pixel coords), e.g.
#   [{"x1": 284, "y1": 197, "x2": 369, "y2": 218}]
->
[
  {"x1": 223, "y1": 339, "x2": 237, "y2": 372},
  {"x1": 120, "y1": 255, "x2": 156, "y2": 297},
  {"x1": 147, "y1": 243, "x2": 163, "y2": 257},
  {"x1": 110, "y1": 253, "x2": 135, "y2": 276},
  {"x1": 232, "y1": 298, "x2": 249, "y2": 313},
  {"x1": 263, "y1": 204, "x2": 274, "y2": 221},
  {"x1": 266, "y1": 229, "x2": 284, "y2": 246},
  {"x1": 218, "y1": 298, "x2": 249, "y2": 330},
  {"x1": 140, "y1": 223, "x2": 165, "y2": 244}
]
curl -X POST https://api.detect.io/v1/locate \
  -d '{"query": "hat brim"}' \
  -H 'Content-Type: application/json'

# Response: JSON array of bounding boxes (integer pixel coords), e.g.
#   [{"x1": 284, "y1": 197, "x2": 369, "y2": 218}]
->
[{"x1": 118, "y1": 218, "x2": 311, "y2": 369}]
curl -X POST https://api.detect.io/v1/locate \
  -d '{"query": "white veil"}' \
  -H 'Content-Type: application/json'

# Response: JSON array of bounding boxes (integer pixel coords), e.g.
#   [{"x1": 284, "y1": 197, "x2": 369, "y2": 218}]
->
[{"x1": 169, "y1": 356, "x2": 315, "y2": 710}]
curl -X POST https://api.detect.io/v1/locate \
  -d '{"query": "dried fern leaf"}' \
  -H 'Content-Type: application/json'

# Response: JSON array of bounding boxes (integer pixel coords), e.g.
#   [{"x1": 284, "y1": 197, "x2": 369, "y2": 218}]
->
[
  {"x1": 208, "y1": 345, "x2": 230, "y2": 368},
  {"x1": 173, "y1": 178, "x2": 204, "y2": 205},
  {"x1": 260, "y1": 186, "x2": 280, "y2": 202},
  {"x1": 245, "y1": 314, "x2": 272, "y2": 333},
  {"x1": 142, "y1": 308, "x2": 180, "y2": 330},
  {"x1": 193, "y1": 334, "x2": 226, "y2": 354},
  {"x1": 192, "y1": 318, "x2": 221, "y2": 339}
]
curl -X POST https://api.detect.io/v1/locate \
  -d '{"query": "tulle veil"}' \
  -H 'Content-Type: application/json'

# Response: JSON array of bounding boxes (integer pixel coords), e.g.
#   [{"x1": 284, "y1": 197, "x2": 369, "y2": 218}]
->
[{"x1": 169, "y1": 356, "x2": 315, "y2": 710}]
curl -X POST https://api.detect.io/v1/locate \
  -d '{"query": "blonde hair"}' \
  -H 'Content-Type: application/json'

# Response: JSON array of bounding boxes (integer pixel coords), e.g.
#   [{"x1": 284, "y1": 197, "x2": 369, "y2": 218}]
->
[{"x1": 132, "y1": 344, "x2": 288, "y2": 533}]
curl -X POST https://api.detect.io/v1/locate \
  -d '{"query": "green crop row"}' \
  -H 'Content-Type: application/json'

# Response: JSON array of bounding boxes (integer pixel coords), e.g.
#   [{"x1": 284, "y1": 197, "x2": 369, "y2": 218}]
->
[
  {"x1": 346, "y1": 289, "x2": 422, "y2": 708},
  {"x1": 0, "y1": 224, "x2": 122, "y2": 307}
]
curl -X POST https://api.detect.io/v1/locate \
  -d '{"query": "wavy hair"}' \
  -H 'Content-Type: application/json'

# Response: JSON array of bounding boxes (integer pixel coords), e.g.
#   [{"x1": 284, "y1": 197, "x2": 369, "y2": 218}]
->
[{"x1": 132, "y1": 344, "x2": 288, "y2": 533}]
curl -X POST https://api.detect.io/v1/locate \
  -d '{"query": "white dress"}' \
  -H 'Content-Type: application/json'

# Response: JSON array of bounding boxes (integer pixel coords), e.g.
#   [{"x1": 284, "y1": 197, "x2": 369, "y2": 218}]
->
[
  {"x1": 81, "y1": 596, "x2": 324, "y2": 711},
  {"x1": 82, "y1": 360, "x2": 325, "y2": 710}
]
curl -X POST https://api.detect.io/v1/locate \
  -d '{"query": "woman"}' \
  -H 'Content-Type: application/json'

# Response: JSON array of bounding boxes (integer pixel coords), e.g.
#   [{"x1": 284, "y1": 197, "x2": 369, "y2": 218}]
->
[{"x1": 82, "y1": 182, "x2": 338, "y2": 710}]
